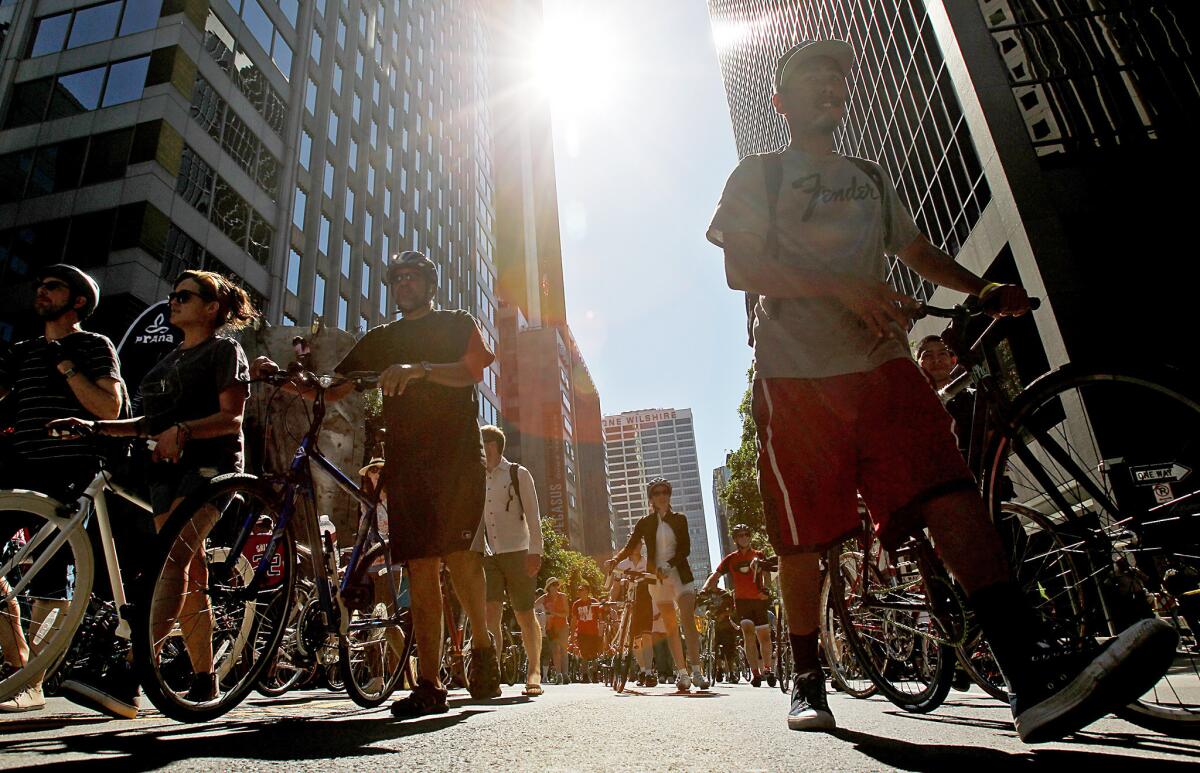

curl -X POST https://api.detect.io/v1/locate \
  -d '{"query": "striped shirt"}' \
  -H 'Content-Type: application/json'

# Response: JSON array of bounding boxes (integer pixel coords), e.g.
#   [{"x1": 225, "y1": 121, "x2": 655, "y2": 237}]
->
[{"x1": 0, "y1": 333, "x2": 121, "y2": 462}]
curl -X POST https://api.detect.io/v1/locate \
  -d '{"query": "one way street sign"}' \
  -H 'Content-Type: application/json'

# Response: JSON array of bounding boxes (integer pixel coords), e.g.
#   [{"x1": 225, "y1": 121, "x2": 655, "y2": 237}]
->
[{"x1": 1130, "y1": 463, "x2": 1193, "y2": 485}]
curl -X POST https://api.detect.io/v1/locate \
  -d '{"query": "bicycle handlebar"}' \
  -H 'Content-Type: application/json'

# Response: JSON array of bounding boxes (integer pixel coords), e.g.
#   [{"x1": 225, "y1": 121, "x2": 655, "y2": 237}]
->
[
  {"x1": 257, "y1": 368, "x2": 380, "y2": 392},
  {"x1": 913, "y1": 296, "x2": 1041, "y2": 321}
]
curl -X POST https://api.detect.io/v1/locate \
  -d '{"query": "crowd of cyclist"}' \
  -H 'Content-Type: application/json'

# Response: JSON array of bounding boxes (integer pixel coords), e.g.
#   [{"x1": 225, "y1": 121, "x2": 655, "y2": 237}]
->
[{"x1": 1, "y1": 34, "x2": 1182, "y2": 749}]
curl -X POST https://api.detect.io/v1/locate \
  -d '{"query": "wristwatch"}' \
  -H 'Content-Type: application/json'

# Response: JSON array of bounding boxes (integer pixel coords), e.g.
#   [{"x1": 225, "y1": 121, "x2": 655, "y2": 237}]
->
[{"x1": 420, "y1": 361, "x2": 433, "y2": 378}]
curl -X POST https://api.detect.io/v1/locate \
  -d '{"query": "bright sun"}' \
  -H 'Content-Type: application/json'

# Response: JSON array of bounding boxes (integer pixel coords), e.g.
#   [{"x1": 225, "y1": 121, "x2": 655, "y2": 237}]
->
[{"x1": 530, "y1": 7, "x2": 626, "y2": 119}]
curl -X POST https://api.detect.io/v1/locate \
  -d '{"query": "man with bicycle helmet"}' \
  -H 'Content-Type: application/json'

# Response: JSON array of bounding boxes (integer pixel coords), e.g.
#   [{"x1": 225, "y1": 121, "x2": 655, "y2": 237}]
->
[
  {"x1": 606, "y1": 477, "x2": 709, "y2": 691},
  {"x1": 707, "y1": 38, "x2": 1175, "y2": 740},
  {"x1": 0, "y1": 265, "x2": 124, "y2": 714},
  {"x1": 701, "y1": 524, "x2": 774, "y2": 687},
  {"x1": 255, "y1": 250, "x2": 499, "y2": 716}
]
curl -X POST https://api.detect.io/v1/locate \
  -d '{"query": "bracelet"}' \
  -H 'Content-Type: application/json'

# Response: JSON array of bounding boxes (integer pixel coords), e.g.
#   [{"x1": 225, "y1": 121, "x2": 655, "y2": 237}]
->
[
  {"x1": 978, "y1": 282, "x2": 1002, "y2": 300},
  {"x1": 175, "y1": 421, "x2": 192, "y2": 445}
]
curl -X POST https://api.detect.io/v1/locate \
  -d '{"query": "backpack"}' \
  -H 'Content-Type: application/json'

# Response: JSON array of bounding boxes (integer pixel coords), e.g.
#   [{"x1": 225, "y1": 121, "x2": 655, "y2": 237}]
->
[
  {"x1": 508, "y1": 463, "x2": 525, "y2": 519},
  {"x1": 744, "y1": 150, "x2": 895, "y2": 347}
]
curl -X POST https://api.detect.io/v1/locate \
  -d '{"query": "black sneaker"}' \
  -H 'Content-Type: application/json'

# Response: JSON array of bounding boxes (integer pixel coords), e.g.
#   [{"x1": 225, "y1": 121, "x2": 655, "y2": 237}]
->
[
  {"x1": 61, "y1": 660, "x2": 140, "y2": 720},
  {"x1": 185, "y1": 672, "x2": 218, "y2": 703},
  {"x1": 390, "y1": 678, "x2": 449, "y2": 718},
  {"x1": 1013, "y1": 618, "x2": 1178, "y2": 744},
  {"x1": 787, "y1": 670, "x2": 835, "y2": 731},
  {"x1": 645, "y1": 672, "x2": 658, "y2": 688},
  {"x1": 952, "y1": 666, "x2": 973, "y2": 692},
  {"x1": 751, "y1": 672, "x2": 762, "y2": 688},
  {"x1": 467, "y1": 639, "x2": 502, "y2": 699}
]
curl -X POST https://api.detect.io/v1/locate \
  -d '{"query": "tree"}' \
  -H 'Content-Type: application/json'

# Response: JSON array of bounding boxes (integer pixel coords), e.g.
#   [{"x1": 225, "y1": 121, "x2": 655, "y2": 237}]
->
[
  {"x1": 536, "y1": 519, "x2": 606, "y2": 596},
  {"x1": 718, "y1": 368, "x2": 771, "y2": 552}
]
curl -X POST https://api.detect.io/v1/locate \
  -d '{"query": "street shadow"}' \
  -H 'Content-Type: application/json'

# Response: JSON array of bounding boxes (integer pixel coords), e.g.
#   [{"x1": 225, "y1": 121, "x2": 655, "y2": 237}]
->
[
  {"x1": 0, "y1": 716, "x2": 112, "y2": 737},
  {"x1": 612, "y1": 688, "x2": 724, "y2": 699},
  {"x1": 881, "y1": 708, "x2": 1018, "y2": 733},
  {"x1": 0, "y1": 710, "x2": 486, "y2": 772},
  {"x1": 447, "y1": 695, "x2": 530, "y2": 708},
  {"x1": 831, "y1": 728, "x2": 1198, "y2": 771}
]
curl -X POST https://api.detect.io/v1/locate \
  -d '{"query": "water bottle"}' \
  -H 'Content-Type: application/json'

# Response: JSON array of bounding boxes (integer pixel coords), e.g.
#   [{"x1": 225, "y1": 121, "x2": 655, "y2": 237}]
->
[{"x1": 319, "y1": 514, "x2": 337, "y2": 545}]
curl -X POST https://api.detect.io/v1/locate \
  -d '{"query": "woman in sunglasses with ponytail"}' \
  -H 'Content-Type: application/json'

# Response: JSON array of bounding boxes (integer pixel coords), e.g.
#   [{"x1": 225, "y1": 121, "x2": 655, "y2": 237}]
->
[{"x1": 52, "y1": 269, "x2": 258, "y2": 706}]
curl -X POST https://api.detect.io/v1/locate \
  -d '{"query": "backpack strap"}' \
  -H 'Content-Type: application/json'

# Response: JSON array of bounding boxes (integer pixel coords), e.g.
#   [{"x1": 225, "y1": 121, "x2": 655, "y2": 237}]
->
[
  {"x1": 509, "y1": 463, "x2": 525, "y2": 519},
  {"x1": 746, "y1": 149, "x2": 786, "y2": 347},
  {"x1": 845, "y1": 157, "x2": 893, "y2": 247}
]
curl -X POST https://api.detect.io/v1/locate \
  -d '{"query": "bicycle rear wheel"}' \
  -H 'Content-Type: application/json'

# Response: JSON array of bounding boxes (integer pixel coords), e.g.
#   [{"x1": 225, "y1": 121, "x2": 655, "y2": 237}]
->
[
  {"x1": 820, "y1": 546, "x2": 877, "y2": 699},
  {"x1": 984, "y1": 364, "x2": 1200, "y2": 733},
  {"x1": 828, "y1": 535, "x2": 956, "y2": 712},
  {"x1": 0, "y1": 493, "x2": 93, "y2": 702},
  {"x1": 612, "y1": 604, "x2": 634, "y2": 693},
  {"x1": 133, "y1": 474, "x2": 295, "y2": 722},
  {"x1": 341, "y1": 543, "x2": 414, "y2": 708}
]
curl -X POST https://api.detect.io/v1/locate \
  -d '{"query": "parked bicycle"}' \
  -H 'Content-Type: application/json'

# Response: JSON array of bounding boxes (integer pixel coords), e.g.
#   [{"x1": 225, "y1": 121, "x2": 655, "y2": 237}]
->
[
  {"x1": 131, "y1": 369, "x2": 415, "y2": 722},
  {"x1": 831, "y1": 298, "x2": 1200, "y2": 731}
]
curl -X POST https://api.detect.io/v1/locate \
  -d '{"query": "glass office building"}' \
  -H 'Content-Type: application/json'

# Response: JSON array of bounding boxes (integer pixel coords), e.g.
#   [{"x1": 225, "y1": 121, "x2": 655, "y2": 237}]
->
[{"x1": 0, "y1": 0, "x2": 502, "y2": 421}]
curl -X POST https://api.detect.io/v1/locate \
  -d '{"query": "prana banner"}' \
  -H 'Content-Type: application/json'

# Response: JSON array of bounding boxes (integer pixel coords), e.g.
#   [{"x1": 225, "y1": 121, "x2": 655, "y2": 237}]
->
[{"x1": 116, "y1": 301, "x2": 180, "y2": 414}]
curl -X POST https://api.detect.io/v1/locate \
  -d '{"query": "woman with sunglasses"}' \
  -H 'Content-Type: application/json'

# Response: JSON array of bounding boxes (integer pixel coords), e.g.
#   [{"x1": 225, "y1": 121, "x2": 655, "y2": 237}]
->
[
  {"x1": 605, "y1": 477, "x2": 709, "y2": 692},
  {"x1": 52, "y1": 270, "x2": 257, "y2": 704}
]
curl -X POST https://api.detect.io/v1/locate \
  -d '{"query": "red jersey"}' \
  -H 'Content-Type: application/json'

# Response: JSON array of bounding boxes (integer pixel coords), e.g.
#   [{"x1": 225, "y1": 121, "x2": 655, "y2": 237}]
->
[
  {"x1": 241, "y1": 532, "x2": 284, "y2": 588},
  {"x1": 571, "y1": 597, "x2": 601, "y2": 637},
  {"x1": 715, "y1": 549, "x2": 767, "y2": 600}
]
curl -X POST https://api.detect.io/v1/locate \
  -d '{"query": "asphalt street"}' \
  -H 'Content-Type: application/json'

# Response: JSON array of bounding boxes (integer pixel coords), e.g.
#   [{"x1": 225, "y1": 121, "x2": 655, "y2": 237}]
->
[{"x1": 1, "y1": 680, "x2": 1198, "y2": 771}]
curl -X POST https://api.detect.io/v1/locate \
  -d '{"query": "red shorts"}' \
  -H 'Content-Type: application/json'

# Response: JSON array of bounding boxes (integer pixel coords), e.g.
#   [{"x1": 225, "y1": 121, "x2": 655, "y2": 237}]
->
[{"x1": 752, "y1": 358, "x2": 974, "y2": 554}]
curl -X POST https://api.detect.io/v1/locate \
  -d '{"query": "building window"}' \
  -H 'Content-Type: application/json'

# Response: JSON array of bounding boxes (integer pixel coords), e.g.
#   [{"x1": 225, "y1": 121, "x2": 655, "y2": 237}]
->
[
  {"x1": 345, "y1": 189, "x2": 355, "y2": 222},
  {"x1": 328, "y1": 111, "x2": 339, "y2": 142},
  {"x1": 323, "y1": 160, "x2": 334, "y2": 198},
  {"x1": 337, "y1": 295, "x2": 348, "y2": 329},
  {"x1": 341, "y1": 240, "x2": 352, "y2": 276},
  {"x1": 292, "y1": 187, "x2": 306, "y2": 229},
  {"x1": 313, "y1": 272, "x2": 326, "y2": 318},
  {"x1": 318, "y1": 214, "x2": 330, "y2": 254},
  {"x1": 299, "y1": 130, "x2": 312, "y2": 170},
  {"x1": 287, "y1": 248, "x2": 300, "y2": 294},
  {"x1": 5, "y1": 56, "x2": 150, "y2": 129},
  {"x1": 310, "y1": 28, "x2": 322, "y2": 64},
  {"x1": 361, "y1": 259, "x2": 370, "y2": 297}
]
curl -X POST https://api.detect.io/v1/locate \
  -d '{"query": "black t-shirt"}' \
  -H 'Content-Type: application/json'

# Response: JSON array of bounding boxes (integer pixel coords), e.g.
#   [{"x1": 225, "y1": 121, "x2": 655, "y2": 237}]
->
[
  {"x1": 0, "y1": 332, "x2": 121, "y2": 463},
  {"x1": 335, "y1": 310, "x2": 494, "y2": 454},
  {"x1": 140, "y1": 335, "x2": 249, "y2": 472}
]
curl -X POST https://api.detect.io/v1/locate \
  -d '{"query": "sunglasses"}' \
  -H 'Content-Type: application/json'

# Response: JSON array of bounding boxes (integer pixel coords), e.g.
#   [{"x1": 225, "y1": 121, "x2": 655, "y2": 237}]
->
[
  {"x1": 37, "y1": 280, "x2": 69, "y2": 292},
  {"x1": 389, "y1": 272, "x2": 424, "y2": 284},
  {"x1": 168, "y1": 289, "x2": 208, "y2": 304}
]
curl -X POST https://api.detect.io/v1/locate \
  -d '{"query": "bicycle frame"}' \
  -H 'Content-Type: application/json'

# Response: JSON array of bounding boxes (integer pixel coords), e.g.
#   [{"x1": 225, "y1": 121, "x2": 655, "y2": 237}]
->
[
  {"x1": 1, "y1": 470, "x2": 151, "y2": 641},
  {"x1": 212, "y1": 384, "x2": 400, "y2": 640}
]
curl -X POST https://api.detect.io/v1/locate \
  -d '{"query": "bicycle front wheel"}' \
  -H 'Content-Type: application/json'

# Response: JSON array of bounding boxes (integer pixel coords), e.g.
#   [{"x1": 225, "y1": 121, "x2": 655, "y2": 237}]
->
[
  {"x1": 828, "y1": 537, "x2": 956, "y2": 712},
  {"x1": 341, "y1": 543, "x2": 414, "y2": 708},
  {"x1": 133, "y1": 474, "x2": 295, "y2": 722},
  {"x1": 0, "y1": 492, "x2": 94, "y2": 702},
  {"x1": 820, "y1": 546, "x2": 878, "y2": 699},
  {"x1": 984, "y1": 364, "x2": 1200, "y2": 732}
]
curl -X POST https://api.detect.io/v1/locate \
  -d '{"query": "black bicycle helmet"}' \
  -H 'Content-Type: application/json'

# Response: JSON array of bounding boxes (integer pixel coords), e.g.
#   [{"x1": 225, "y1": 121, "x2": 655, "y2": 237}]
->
[
  {"x1": 36, "y1": 264, "x2": 100, "y2": 320},
  {"x1": 647, "y1": 477, "x2": 672, "y2": 496}
]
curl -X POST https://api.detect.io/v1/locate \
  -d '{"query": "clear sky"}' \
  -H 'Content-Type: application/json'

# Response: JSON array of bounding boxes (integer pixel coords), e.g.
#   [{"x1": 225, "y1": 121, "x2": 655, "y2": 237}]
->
[{"x1": 536, "y1": 0, "x2": 749, "y2": 569}]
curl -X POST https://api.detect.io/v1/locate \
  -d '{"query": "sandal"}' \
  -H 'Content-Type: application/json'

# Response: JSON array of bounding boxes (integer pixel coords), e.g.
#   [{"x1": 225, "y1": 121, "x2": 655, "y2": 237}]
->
[
  {"x1": 522, "y1": 682, "x2": 544, "y2": 697},
  {"x1": 390, "y1": 678, "x2": 449, "y2": 718}
]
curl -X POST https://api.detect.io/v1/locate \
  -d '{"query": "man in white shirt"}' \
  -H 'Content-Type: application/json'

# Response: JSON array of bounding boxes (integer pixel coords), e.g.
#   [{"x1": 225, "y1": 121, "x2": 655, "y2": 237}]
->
[{"x1": 474, "y1": 425, "x2": 544, "y2": 695}]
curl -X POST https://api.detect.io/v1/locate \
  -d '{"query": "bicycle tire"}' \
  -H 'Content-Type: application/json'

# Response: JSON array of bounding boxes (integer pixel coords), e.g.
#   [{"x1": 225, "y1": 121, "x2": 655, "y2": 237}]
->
[
  {"x1": 133, "y1": 473, "x2": 296, "y2": 722},
  {"x1": 828, "y1": 537, "x2": 956, "y2": 712},
  {"x1": 819, "y1": 548, "x2": 878, "y2": 699},
  {"x1": 342, "y1": 542, "x2": 415, "y2": 708},
  {"x1": 775, "y1": 601, "x2": 794, "y2": 694},
  {"x1": 983, "y1": 364, "x2": 1200, "y2": 733},
  {"x1": 612, "y1": 603, "x2": 634, "y2": 693},
  {"x1": 0, "y1": 492, "x2": 94, "y2": 702},
  {"x1": 254, "y1": 656, "x2": 311, "y2": 697}
]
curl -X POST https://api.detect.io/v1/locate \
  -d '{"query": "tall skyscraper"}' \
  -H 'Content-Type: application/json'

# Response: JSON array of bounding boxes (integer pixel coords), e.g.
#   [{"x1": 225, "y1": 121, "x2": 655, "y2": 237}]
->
[
  {"x1": 0, "y1": 0, "x2": 504, "y2": 426},
  {"x1": 603, "y1": 407, "x2": 712, "y2": 579},
  {"x1": 708, "y1": 0, "x2": 1198, "y2": 381},
  {"x1": 712, "y1": 463, "x2": 733, "y2": 558}
]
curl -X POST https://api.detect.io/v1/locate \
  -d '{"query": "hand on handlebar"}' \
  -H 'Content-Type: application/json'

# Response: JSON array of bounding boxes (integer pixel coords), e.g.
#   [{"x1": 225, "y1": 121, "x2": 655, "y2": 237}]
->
[
  {"x1": 45, "y1": 416, "x2": 95, "y2": 440},
  {"x1": 378, "y1": 363, "x2": 424, "y2": 397},
  {"x1": 250, "y1": 355, "x2": 280, "y2": 380},
  {"x1": 979, "y1": 283, "x2": 1032, "y2": 318}
]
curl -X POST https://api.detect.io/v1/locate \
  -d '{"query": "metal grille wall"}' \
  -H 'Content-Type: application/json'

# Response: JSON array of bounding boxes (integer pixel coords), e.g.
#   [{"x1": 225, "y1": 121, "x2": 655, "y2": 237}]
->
[
  {"x1": 709, "y1": 0, "x2": 993, "y2": 302},
  {"x1": 978, "y1": 0, "x2": 1200, "y2": 157}
]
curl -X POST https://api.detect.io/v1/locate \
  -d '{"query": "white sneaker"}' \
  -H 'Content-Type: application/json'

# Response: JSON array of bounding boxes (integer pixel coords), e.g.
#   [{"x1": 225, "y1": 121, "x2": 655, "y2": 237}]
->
[
  {"x1": 0, "y1": 684, "x2": 46, "y2": 713},
  {"x1": 675, "y1": 671, "x2": 692, "y2": 692},
  {"x1": 693, "y1": 672, "x2": 711, "y2": 690}
]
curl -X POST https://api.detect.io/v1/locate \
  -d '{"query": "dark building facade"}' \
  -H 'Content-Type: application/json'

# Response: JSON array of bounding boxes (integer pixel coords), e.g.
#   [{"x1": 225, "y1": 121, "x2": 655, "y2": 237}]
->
[
  {"x1": 708, "y1": 0, "x2": 1199, "y2": 381},
  {"x1": 0, "y1": 0, "x2": 503, "y2": 424}
]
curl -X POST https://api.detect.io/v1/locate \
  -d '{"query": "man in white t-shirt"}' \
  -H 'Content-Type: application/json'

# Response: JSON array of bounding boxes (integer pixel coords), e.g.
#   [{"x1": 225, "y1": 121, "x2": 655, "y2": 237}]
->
[{"x1": 472, "y1": 425, "x2": 544, "y2": 696}]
